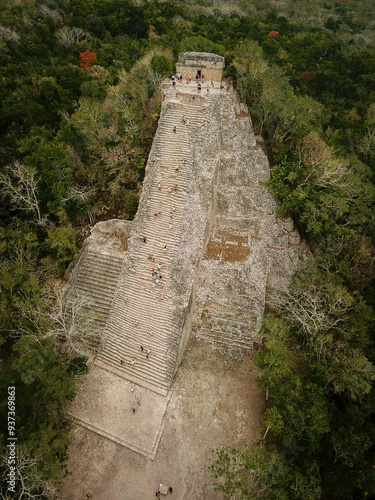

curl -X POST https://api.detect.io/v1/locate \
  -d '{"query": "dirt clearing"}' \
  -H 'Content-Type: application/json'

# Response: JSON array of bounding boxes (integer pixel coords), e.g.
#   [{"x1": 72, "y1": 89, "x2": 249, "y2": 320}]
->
[{"x1": 60, "y1": 337, "x2": 265, "y2": 500}]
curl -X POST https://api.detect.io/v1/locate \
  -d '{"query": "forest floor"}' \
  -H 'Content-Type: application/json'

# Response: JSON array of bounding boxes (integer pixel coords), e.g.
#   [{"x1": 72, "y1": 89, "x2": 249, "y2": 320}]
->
[{"x1": 59, "y1": 336, "x2": 264, "y2": 500}]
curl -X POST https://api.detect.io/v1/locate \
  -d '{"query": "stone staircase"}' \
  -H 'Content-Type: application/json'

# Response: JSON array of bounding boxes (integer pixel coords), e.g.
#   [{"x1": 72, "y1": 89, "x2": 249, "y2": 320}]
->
[
  {"x1": 96, "y1": 93, "x2": 210, "y2": 392},
  {"x1": 66, "y1": 220, "x2": 131, "y2": 350},
  {"x1": 193, "y1": 239, "x2": 268, "y2": 350},
  {"x1": 73, "y1": 250, "x2": 124, "y2": 329}
]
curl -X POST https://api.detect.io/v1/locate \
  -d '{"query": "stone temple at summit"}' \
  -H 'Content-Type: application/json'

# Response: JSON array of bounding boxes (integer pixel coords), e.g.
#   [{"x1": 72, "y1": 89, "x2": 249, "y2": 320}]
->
[{"x1": 175, "y1": 51, "x2": 225, "y2": 82}]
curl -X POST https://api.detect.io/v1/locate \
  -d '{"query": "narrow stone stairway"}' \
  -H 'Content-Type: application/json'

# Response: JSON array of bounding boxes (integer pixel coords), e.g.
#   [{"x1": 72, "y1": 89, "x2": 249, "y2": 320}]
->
[
  {"x1": 70, "y1": 249, "x2": 125, "y2": 338},
  {"x1": 96, "y1": 95, "x2": 205, "y2": 393}
]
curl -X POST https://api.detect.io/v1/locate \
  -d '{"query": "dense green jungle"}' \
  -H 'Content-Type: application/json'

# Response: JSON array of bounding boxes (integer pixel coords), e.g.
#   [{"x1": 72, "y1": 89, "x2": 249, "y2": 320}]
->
[{"x1": 0, "y1": 0, "x2": 375, "y2": 498}]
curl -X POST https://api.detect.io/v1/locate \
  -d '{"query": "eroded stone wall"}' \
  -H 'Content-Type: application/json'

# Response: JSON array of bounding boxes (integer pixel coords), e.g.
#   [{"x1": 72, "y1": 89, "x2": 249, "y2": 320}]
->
[{"x1": 191, "y1": 95, "x2": 310, "y2": 351}]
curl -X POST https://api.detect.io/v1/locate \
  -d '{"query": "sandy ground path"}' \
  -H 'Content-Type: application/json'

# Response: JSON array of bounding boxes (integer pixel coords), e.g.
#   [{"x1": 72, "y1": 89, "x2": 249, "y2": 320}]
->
[{"x1": 59, "y1": 337, "x2": 264, "y2": 500}]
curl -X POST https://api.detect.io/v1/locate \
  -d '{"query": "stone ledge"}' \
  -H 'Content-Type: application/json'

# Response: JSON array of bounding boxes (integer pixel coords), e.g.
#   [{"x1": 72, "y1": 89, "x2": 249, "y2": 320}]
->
[
  {"x1": 71, "y1": 416, "x2": 166, "y2": 460},
  {"x1": 95, "y1": 359, "x2": 170, "y2": 397},
  {"x1": 69, "y1": 365, "x2": 173, "y2": 460}
]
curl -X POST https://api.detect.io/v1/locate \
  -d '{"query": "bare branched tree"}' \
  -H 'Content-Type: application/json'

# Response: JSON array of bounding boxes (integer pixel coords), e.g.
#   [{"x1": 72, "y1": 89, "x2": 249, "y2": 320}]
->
[
  {"x1": 269, "y1": 281, "x2": 355, "y2": 342},
  {"x1": 0, "y1": 24, "x2": 20, "y2": 44},
  {"x1": 0, "y1": 448, "x2": 58, "y2": 499},
  {"x1": 0, "y1": 162, "x2": 47, "y2": 225},
  {"x1": 296, "y1": 132, "x2": 351, "y2": 190},
  {"x1": 10, "y1": 292, "x2": 47, "y2": 349},
  {"x1": 56, "y1": 26, "x2": 91, "y2": 47},
  {"x1": 61, "y1": 185, "x2": 96, "y2": 204},
  {"x1": 44, "y1": 281, "x2": 104, "y2": 353},
  {"x1": 38, "y1": 5, "x2": 63, "y2": 24},
  {"x1": 11, "y1": 281, "x2": 104, "y2": 354},
  {"x1": 71, "y1": 98, "x2": 108, "y2": 146},
  {"x1": 298, "y1": 132, "x2": 333, "y2": 168},
  {"x1": 358, "y1": 126, "x2": 375, "y2": 158}
]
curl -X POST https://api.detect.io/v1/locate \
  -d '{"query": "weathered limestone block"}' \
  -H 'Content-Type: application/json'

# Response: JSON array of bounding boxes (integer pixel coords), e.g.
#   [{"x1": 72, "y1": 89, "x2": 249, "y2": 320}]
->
[
  {"x1": 217, "y1": 185, "x2": 277, "y2": 216},
  {"x1": 288, "y1": 231, "x2": 301, "y2": 245},
  {"x1": 279, "y1": 217, "x2": 294, "y2": 232}
]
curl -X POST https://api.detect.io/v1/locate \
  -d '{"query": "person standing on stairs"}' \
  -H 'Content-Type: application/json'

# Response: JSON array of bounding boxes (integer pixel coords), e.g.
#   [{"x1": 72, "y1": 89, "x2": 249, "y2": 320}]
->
[{"x1": 173, "y1": 126, "x2": 177, "y2": 133}]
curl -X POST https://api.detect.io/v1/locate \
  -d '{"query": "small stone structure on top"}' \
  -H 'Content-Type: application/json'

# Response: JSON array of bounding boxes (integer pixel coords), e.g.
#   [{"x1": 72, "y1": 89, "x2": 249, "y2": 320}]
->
[{"x1": 176, "y1": 51, "x2": 225, "y2": 82}]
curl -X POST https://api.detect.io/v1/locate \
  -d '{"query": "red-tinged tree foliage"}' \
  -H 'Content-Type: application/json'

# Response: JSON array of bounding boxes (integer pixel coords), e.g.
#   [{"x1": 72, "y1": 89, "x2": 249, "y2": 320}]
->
[
  {"x1": 301, "y1": 71, "x2": 317, "y2": 83},
  {"x1": 79, "y1": 50, "x2": 97, "y2": 70},
  {"x1": 268, "y1": 30, "x2": 279, "y2": 37}
]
